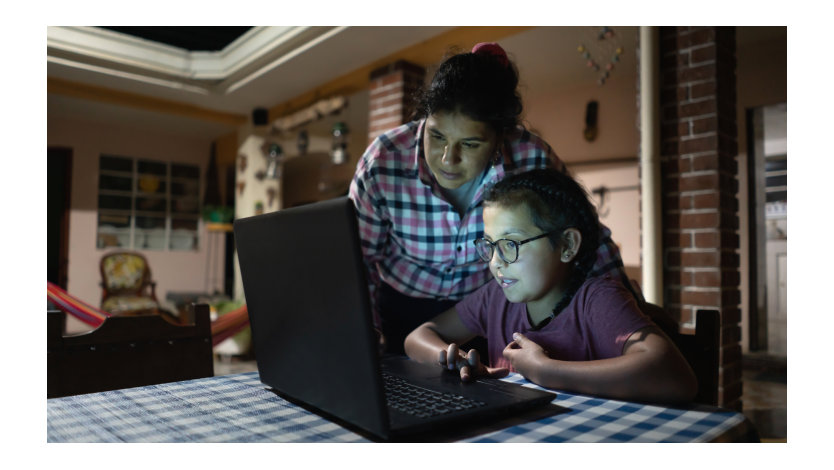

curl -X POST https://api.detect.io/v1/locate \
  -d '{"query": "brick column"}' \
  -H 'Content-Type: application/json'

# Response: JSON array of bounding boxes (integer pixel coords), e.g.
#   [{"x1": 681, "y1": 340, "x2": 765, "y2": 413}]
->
[
  {"x1": 658, "y1": 27, "x2": 742, "y2": 409},
  {"x1": 367, "y1": 60, "x2": 426, "y2": 145}
]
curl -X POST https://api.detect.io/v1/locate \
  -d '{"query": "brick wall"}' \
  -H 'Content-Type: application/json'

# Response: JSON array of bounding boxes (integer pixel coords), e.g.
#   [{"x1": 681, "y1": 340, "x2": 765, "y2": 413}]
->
[
  {"x1": 367, "y1": 60, "x2": 426, "y2": 145},
  {"x1": 658, "y1": 27, "x2": 742, "y2": 410}
]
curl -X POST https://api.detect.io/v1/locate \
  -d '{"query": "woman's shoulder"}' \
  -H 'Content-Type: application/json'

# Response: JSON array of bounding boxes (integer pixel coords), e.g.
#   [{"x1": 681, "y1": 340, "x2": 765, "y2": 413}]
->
[
  {"x1": 504, "y1": 126, "x2": 560, "y2": 169},
  {"x1": 356, "y1": 121, "x2": 422, "y2": 177},
  {"x1": 369, "y1": 121, "x2": 422, "y2": 154}
]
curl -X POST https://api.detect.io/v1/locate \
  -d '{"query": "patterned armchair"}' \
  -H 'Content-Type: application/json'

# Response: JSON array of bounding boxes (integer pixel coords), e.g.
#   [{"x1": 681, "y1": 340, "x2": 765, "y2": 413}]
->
[{"x1": 100, "y1": 251, "x2": 162, "y2": 315}]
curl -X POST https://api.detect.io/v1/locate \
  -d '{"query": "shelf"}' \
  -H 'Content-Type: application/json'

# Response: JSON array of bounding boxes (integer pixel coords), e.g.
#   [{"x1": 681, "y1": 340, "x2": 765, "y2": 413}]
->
[{"x1": 206, "y1": 223, "x2": 233, "y2": 232}]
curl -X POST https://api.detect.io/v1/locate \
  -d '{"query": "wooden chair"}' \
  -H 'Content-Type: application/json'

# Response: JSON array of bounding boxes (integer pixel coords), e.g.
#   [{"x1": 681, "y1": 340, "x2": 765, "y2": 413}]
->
[
  {"x1": 640, "y1": 302, "x2": 720, "y2": 406},
  {"x1": 99, "y1": 251, "x2": 164, "y2": 316},
  {"x1": 48, "y1": 303, "x2": 214, "y2": 398}
]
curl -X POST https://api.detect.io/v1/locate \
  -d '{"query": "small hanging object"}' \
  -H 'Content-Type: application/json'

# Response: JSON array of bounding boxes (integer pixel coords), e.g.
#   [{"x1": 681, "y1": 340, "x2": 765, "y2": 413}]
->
[
  {"x1": 267, "y1": 188, "x2": 276, "y2": 208},
  {"x1": 238, "y1": 154, "x2": 247, "y2": 172},
  {"x1": 583, "y1": 100, "x2": 599, "y2": 142},
  {"x1": 263, "y1": 143, "x2": 284, "y2": 180},
  {"x1": 331, "y1": 122, "x2": 349, "y2": 165},
  {"x1": 297, "y1": 130, "x2": 309, "y2": 155},
  {"x1": 238, "y1": 181, "x2": 246, "y2": 195}
]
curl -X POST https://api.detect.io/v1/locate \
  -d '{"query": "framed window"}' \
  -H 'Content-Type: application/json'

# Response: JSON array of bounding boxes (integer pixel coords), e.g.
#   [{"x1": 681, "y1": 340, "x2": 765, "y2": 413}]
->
[{"x1": 97, "y1": 154, "x2": 201, "y2": 251}]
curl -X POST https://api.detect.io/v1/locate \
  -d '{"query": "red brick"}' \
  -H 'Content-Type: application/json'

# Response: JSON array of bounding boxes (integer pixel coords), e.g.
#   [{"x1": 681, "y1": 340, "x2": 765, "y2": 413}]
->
[
  {"x1": 680, "y1": 98, "x2": 717, "y2": 118},
  {"x1": 676, "y1": 84, "x2": 690, "y2": 101},
  {"x1": 692, "y1": 192, "x2": 720, "y2": 209},
  {"x1": 681, "y1": 211, "x2": 719, "y2": 229},
  {"x1": 675, "y1": 121, "x2": 691, "y2": 136},
  {"x1": 680, "y1": 63, "x2": 717, "y2": 83},
  {"x1": 693, "y1": 269, "x2": 721, "y2": 286},
  {"x1": 680, "y1": 135, "x2": 718, "y2": 154},
  {"x1": 689, "y1": 27, "x2": 717, "y2": 46},
  {"x1": 681, "y1": 250, "x2": 719, "y2": 267},
  {"x1": 681, "y1": 289, "x2": 720, "y2": 306},
  {"x1": 691, "y1": 153, "x2": 722, "y2": 171},
  {"x1": 694, "y1": 230, "x2": 720, "y2": 248},
  {"x1": 680, "y1": 172, "x2": 719, "y2": 192},
  {"x1": 691, "y1": 115, "x2": 718, "y2": 134},
  {"x1": 691, "y1": 44, "x2": 717, "y2": 64}
]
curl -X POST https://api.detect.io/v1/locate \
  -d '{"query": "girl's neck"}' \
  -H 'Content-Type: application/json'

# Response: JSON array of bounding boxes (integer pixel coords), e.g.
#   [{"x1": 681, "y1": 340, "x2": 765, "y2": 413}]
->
[{"x1": 526, "y1": 287, "x2": 565, "y2": 329}]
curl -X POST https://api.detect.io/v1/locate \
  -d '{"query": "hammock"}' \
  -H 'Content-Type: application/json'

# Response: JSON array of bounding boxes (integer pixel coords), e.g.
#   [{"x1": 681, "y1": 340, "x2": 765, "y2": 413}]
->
[{"x1": 47, "y1": 281, "x2": 249, "y2": 347}]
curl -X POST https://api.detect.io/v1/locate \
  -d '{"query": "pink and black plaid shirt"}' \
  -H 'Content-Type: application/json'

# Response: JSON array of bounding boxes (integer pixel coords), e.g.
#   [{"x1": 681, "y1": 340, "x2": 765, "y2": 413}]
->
[{"x1": 349, "y1": 120, "x2": 626, "y2": 323}]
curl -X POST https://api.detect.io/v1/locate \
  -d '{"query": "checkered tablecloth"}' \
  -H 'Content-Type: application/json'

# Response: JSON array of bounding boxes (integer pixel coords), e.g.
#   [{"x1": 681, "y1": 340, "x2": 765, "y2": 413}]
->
[{"x1": 46, "y1": 371, "x2": 754, "y2": 443}]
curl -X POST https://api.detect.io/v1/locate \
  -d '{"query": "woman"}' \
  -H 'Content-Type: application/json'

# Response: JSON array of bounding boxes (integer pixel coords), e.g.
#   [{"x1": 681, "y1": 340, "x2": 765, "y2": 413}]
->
[{"x1": 348, "y1": 42, "x2": 628, "y2": 355}]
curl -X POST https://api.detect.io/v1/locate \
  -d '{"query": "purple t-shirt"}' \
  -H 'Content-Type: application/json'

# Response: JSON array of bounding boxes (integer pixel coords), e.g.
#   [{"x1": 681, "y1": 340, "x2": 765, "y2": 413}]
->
[{"x1": 455, "y1": 274, "x2": 652, "y2": 372}]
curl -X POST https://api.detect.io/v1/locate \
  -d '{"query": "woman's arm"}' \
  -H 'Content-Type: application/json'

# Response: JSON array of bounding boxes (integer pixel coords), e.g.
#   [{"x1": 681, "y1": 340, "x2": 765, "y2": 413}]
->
[
  {"x1": 503, "y1": 326, "x2": 698, "y2": 404},
  {"x1": 405, "y1": 308, "x2": 508, "y2": 381}
]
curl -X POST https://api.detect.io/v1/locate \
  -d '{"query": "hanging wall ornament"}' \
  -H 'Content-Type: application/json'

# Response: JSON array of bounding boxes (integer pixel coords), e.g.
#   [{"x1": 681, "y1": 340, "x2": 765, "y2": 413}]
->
[{"x1": 576, "y1": 27, "x2": 624, "y2": 86}]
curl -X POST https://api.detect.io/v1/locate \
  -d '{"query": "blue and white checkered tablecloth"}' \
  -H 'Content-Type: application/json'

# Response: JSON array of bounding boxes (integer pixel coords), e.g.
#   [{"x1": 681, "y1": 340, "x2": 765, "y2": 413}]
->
[{"x1": 46, "y1": 371, "x2": 754, "y2": 443}]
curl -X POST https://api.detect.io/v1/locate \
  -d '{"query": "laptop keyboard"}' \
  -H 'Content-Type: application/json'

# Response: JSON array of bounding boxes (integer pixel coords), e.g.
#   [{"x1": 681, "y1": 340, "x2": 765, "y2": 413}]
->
[{"x1": 382, "y1": 372, "x2": 486, "y2": 419}]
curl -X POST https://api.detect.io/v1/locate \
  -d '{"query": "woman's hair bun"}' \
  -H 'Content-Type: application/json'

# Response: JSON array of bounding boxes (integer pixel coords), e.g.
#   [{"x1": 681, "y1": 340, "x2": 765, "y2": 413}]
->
[{"x1": 471, "y1": 42, "x2": 509, "y2": 67}]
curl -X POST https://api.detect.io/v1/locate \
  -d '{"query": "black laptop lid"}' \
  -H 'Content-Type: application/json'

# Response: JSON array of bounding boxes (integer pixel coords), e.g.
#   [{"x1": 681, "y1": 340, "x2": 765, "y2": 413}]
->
[{"x1": 234, "y1": 197, "x2": 390, "y2": 438}]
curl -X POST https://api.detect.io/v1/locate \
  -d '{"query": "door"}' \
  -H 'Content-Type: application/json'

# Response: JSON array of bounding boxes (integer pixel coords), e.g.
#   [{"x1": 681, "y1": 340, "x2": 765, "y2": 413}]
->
[{"x1": 48, "y1": 147, "x2": 72, "y2": 288}]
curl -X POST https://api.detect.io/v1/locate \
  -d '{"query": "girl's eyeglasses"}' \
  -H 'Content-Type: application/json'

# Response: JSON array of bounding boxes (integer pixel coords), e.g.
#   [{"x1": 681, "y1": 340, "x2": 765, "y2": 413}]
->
[{"x1": 473, "y1": 231, "x2": 557, "y2": 264}]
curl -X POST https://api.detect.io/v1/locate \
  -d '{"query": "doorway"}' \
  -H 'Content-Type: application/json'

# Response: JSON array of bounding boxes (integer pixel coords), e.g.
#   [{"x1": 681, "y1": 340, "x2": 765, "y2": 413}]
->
[
  {"x1": 746, "y1": 103, "x2": 787, "y2": 357},
  {"x1": 48, "y1": 147, "x2": 72, "y2": 289}
]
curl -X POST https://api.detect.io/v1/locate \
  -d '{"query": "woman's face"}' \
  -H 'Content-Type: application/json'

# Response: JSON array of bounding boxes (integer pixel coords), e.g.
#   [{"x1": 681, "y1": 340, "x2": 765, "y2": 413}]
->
[
  {"x1": 482, "y1": 203, "x2": 570, "y2": 318},
  {"x1": 423, "y1": 111, "x2": 498, "y2": 190}
]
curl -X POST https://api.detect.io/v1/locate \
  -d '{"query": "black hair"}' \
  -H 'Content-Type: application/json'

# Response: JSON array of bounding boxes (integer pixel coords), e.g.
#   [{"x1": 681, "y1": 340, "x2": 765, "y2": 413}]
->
[
  {"x1": 412, "y1": 48, "x2": 522, "y2": 135},
  {"x1": 483, "y1": 168, "x2": 602, "y2": 317}
]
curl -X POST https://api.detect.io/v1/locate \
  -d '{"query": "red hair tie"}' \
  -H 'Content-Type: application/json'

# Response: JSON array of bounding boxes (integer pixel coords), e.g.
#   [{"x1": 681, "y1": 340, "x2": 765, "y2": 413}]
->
[{"x1": 472, "y1": 42, "x2": 509, "y2": 67}]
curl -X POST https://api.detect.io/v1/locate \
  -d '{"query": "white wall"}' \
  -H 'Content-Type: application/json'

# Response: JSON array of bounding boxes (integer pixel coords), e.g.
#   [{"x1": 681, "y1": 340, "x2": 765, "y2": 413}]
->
[
  {"x1": 506, "y1": 28, "x2": 642, "y2": 271},
  {"x1": 48, "y1": 115, "x2": 226, "y2": 333}
]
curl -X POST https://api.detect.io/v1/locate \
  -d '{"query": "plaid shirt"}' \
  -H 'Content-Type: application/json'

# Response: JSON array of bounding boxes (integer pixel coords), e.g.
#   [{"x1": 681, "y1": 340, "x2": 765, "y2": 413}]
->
[{"x1": 349, "y1": 120, "x2": 625, "y2": 324}]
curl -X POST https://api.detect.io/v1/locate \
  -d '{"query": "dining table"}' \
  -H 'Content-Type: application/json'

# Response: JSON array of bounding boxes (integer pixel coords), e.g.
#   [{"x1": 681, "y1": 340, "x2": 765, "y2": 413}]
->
[{"x1": 46, "y1": 371, "x2": 758, "y2": 443}]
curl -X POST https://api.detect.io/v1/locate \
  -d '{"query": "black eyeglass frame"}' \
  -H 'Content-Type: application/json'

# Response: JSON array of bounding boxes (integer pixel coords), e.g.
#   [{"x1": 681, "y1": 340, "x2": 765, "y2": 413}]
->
[{"x1": 473, "y1": 230, "x2": 559, "y2": 264}]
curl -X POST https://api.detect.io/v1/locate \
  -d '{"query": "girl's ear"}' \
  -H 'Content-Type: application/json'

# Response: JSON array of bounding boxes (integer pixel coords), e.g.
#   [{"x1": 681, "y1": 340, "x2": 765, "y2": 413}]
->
[{"x1": 560, "y1": 228, "x2": 582, "y2": 263}]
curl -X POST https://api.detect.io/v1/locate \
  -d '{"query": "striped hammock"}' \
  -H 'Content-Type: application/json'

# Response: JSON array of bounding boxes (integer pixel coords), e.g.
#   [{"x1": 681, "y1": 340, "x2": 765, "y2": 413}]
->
[{"x1": 47, "y1": 281, "x2": 249, "y2": 347}]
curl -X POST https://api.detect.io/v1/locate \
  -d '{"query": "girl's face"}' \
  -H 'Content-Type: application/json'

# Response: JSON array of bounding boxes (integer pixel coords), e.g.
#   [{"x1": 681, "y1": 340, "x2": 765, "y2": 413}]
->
[
  {"x1": 423, "y1": 111, "x2": 498, "y2": 189},
  {"x1": 482, "y1": 203, "x2": 572, "y2": 318}
]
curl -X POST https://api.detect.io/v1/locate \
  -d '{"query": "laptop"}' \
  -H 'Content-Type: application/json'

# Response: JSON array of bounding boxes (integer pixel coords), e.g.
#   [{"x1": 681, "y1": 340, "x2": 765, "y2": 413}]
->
[{"x1": 234, "y1": 196, "x2": 557, "y2": 441}]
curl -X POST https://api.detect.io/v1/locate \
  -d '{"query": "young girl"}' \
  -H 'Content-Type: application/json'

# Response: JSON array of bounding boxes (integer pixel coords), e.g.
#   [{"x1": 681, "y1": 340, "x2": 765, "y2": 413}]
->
[{"x1": 404, "y1": 168, "x2": 697, "y2": 404}]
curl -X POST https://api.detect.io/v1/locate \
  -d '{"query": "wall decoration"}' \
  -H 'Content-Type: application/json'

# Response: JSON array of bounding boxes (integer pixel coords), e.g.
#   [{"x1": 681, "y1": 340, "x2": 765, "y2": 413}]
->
[
  {"x1": 256, "y1": 143, "x2": 284, "y2": 180},
  {"x1": 267, "y1": 188, "x2": 276, "y2": 208},
  {"x1": 577, "y1": 27, "x2": 624, "y2": 86},
  {"x1": 297, "y1": 130, "x2": 309, "y2": 155},
  {"x1": 331, "y1": 122, "x2": 349, "y2": 165},
  {"x1": 584, "y1": 100, "x2": 599, "y2": 142}
]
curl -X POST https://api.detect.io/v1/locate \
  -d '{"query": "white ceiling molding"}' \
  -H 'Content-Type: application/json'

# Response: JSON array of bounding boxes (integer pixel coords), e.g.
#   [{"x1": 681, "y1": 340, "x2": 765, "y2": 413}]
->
[{"x1": 46, "y1": 26, "x2": 343, "y2": 94}]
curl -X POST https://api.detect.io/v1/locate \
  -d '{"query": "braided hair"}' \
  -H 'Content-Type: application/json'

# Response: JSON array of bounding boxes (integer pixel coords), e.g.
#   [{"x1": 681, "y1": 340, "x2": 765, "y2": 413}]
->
[
  {"x1": 412, "y1": 45, "x2": 522, "y2": 135},
  {"x1": 483, "y1": 168, "x2": 602, "y2": 317}
]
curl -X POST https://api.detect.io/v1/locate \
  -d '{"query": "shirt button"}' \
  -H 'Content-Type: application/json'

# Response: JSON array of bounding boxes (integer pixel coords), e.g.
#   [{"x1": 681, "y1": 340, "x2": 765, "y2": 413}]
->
[{"x1": 456, "y1": 246, "x2": 462, "y2": 252}]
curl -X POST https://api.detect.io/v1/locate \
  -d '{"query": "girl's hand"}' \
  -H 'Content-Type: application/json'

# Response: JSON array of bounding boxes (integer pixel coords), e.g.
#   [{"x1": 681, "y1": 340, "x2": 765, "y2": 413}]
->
[
  {"x1": 502, "y1": 332, "x2": 548, "y2": 379},
  {"x1": 438, "y1": 343, "x2": 508, "y2": 382}
]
